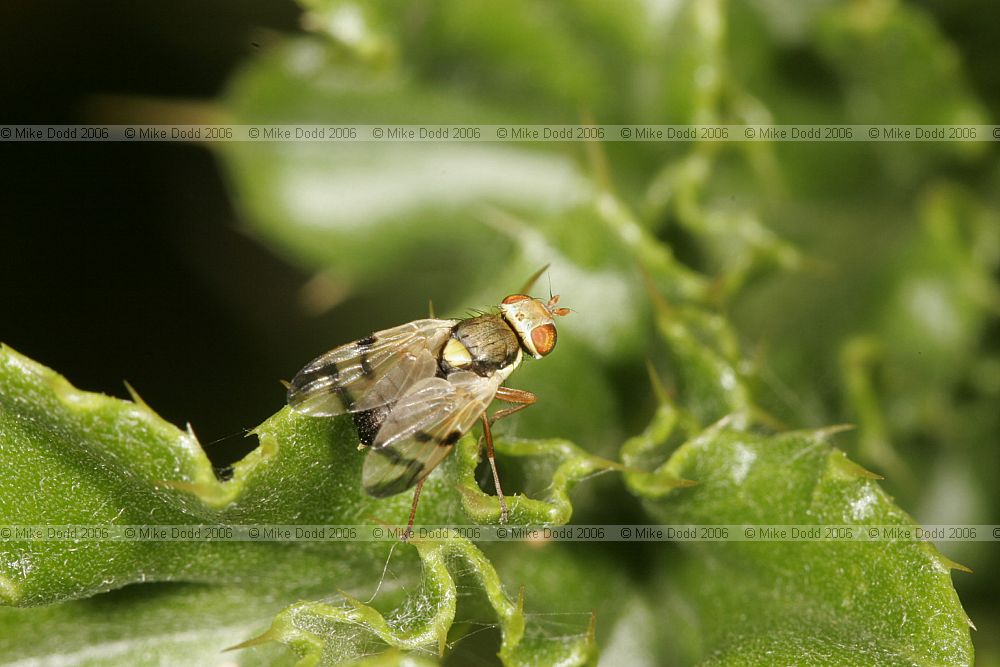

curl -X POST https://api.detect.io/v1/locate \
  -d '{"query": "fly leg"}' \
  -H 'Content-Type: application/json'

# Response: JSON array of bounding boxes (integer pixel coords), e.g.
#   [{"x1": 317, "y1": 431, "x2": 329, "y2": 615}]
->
[
  {"x1": 479, "y1": 414, "x2": 508, "y2": 524},
  {"x1": 478, "y1": 387, "x2": 537, "y2": 524},
  {"x1": 403, "y1": 478, "x2": 425, "y2": 542},
  {"x1": 490, "y1": 386, "x2": 537, "y2": 425}
]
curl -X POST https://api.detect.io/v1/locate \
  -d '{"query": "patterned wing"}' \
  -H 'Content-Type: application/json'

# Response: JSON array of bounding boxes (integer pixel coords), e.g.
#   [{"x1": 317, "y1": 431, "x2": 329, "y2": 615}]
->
[
  {"x1": 287, "y1": 319, "x2": 457, "y2": 416},
  {"x1": 361, "y1": 371, "x2": 502, "y2": 497}
]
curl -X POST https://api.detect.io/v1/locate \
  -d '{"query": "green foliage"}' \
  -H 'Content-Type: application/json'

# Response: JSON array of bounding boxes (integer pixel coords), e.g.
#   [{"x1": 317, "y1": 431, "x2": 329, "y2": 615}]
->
[
  {"x1": 643, "y1": 421, "x2": 972, "y2": 665},
  {"x1": 4, "y1": 0, "x2": 998, "y2": 664},
  {"x1": 0, "y1": 345, "x2": 604, "y2": 663}
]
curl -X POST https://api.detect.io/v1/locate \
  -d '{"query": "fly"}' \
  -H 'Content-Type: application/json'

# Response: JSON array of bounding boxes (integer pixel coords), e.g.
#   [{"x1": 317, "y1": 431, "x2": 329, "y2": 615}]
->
[{"x1": 287, "y1": 273, "x2": 570, "y2": 536}]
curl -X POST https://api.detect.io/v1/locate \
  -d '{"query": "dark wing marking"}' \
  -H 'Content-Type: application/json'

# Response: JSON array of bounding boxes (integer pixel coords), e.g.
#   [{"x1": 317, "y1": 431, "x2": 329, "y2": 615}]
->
[
  {"x1": 287, "y1": 319, "x2": 457, "y2": 417},
  {"x1": 361, "y1": 371, "x2": 501, "y2": 497}
]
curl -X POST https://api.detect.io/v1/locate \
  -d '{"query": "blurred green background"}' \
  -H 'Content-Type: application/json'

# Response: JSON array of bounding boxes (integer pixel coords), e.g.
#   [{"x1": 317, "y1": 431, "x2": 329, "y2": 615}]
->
[{"x1": 3, "y1": 0, "x2": 999, "y2": 664}]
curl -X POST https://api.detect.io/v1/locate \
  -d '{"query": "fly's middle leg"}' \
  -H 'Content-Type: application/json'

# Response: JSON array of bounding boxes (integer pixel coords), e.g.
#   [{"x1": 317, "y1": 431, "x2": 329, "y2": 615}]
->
[{"x1": 476, "y1": 387, "x2": 537, "y2": 524}]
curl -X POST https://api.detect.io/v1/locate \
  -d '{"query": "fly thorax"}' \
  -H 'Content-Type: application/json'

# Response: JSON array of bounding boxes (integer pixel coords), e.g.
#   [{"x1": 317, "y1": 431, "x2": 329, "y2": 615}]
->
[{"x1": 442, "y1": 315, "x2": 520, "y2": 377}]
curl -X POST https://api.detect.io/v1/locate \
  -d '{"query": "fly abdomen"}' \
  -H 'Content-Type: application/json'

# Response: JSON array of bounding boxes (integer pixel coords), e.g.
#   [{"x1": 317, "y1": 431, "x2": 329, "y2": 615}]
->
[{"x1": 353, "y1": 404, "x2": 391, "y2": 448}]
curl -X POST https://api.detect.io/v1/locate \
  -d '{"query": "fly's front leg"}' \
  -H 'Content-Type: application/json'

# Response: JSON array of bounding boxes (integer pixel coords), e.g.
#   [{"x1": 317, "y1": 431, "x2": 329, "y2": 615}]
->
[
  {"x1": 489, "y1": 386, "x2": 537, "y2": 425},
  {"x1": 477, "y1": 387, "x2": 537, "y2": 524}
]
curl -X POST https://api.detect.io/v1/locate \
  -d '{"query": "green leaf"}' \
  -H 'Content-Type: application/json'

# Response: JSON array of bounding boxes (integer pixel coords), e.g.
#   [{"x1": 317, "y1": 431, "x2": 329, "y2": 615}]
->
[
  {"x1": 241, "y1": 535, "x2": 596, "y2": 666},
  {"x1": 219, "y1": 37, "x2": 590, "y2": 307},
  {"x1": 0, "y1": 584, "x2": 297, "y2": 666},
  {"x1": 0, "y1": 345, "x2": 602, "y2": 664},
  {"x1": 625, "y1": 413, "x2": 974, "y2": 665},
  {"x1": 0, "y1": 343, "x2": 417, "y2": 607},
  {"x1": 817, "y1": 2, "x2": 987, "y2": 128}
]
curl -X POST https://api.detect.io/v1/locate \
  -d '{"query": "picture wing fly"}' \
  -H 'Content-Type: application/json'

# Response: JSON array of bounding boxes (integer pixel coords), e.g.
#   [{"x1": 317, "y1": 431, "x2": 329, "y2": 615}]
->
[
  {"x1": 287, "y1": 319, "x2": 457, "y2": 417},
  {"x1": 362, "y1": 371, "x2": 502, "y2": 498}
]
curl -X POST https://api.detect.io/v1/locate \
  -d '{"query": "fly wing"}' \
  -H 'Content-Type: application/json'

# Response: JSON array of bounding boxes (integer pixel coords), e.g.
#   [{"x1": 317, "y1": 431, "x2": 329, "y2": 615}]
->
[
  {"x1": 362, "y1": 371, "x2": 501, "y2": 497},
  {"x1": 287, "y1": 319, "x2": 457, "y2": 416}
]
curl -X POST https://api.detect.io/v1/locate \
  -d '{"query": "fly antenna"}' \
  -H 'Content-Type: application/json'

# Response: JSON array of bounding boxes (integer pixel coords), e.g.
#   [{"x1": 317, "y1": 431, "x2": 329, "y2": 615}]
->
[
  {"x1": 518, "y1": 264, "x2": 550, "y2": 295},
  {"x1": 546, "y1": 293, "x2": 572, "y2": 317},
  {"x1": 547, "y1": 271, "x2": 553, "y2": 302}
]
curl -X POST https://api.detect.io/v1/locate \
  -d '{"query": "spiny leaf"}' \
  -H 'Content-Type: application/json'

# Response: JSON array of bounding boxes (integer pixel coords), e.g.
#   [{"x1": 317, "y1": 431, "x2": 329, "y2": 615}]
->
[
  {"x1": 456, "y1": 435, "x2": 624, "y2": 525},
  {"x1": 237, "y1": 535, "x2": 595, "y2": 667},
  {"x1": 0, "y1": 345, "x2": 603, "y2": 665},
  {"x1": 624, "y1": 416, "x2": 974, "y2": 665}
]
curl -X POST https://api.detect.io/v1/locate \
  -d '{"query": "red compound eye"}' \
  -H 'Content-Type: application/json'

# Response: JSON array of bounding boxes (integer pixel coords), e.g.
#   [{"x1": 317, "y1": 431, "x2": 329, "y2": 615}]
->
[
  {"x1": 502, "y1": 294, "x2": 530, "y2": 305},
  {"x1": 531, "y1": 323, "x2": 557, "y2": 356}
]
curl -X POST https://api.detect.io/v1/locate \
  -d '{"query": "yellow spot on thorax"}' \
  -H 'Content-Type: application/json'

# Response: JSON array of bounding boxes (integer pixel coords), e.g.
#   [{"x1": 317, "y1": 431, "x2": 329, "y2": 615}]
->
[{"x1": 443, "y1": 337, "x2": 473, "y2": 368}]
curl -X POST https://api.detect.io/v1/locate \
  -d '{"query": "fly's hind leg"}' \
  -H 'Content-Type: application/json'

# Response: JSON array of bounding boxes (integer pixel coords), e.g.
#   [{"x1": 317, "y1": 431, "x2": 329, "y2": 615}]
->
[
  {"x1": 402, "y1": 478, "x2": 426, "y2": 542},
  {"x1": 479, "y1": 387, "x2": 537, "y2": 524}
]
